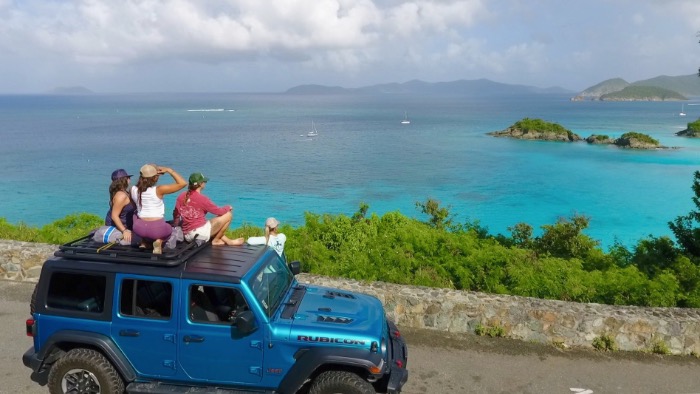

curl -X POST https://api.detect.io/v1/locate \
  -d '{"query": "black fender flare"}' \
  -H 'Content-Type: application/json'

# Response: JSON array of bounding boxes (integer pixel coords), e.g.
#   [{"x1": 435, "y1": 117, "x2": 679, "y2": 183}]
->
[
  {"x1": 35, "y1": 330, "x2": 136, "y2": 382},
  {"x1": 277, "y1": 347, "x2": 384, "y2": 394}
]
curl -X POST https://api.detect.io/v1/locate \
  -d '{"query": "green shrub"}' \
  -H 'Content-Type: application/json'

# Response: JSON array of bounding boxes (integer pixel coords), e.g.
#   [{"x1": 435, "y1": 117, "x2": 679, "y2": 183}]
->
[
  {"x1": 650, "y1": 339, "x2": 670, "y2": 355},
  {"x1": 474, "y1": 323, "x2": 506, "y2": 338},
  {"x1": 592, "y1": 334, "x2": 618, "y2": 351},
  {"x1": 4, "y1": 188, "x2": 700, "y2": 310}
]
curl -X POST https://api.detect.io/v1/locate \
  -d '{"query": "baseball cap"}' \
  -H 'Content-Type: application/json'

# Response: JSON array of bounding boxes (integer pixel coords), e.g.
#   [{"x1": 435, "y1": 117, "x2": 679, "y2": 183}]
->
[
  {"x1": 140, "y1": 164, "x2": 158, "y2": 178},
  {"x1": 189, "y1": 172, "x2": 210, "y2": 186},
  {"x1": 265, "y1": 217, "x2": 280, "y2": 229},
  {"x1": 111, "y1": 169, "x2": 132, "y2": 181}
]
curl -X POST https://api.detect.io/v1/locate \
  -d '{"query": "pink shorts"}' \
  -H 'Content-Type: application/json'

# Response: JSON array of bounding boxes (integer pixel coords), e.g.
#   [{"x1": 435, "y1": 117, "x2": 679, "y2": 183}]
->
[{"x1": 132, "y1": 217, "x2": 172, "y2": 241}]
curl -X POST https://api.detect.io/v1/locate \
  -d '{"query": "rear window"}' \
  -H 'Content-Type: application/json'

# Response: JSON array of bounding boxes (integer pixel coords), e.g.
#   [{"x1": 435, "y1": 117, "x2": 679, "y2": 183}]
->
[{"x1": 46, "y1": 272, "x2": 106, "y2": 313}]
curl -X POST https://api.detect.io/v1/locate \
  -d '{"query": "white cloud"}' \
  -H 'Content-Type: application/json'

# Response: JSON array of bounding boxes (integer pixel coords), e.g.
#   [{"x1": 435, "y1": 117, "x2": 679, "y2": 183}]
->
[{"x1": 0, "y1": 0, "x2": 699, "y2": 92}]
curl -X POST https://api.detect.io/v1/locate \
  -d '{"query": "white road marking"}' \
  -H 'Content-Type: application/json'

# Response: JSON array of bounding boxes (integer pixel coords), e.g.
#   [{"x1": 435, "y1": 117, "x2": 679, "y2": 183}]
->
[{"x1": 570, "y1": 389, "x2": 593, "y2": 394}]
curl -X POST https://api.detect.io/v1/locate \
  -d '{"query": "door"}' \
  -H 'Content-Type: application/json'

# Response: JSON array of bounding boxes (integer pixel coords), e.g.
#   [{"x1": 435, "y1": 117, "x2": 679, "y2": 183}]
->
[
  {"x1": 178, "y1": 281, "x2": 265, "y2": 385},
  {"x1": 111, "y1": 275, "x2": 179, "y2": 377}
]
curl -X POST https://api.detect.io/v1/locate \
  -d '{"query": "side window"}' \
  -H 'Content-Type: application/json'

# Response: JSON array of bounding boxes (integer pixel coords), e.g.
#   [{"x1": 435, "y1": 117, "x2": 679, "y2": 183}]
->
[
  {"x1": 120, "y1": 279, "x2": 172, "y2": 319},
  {"x1": 189, "y1": 285, "x2": 248, "y2": 324},
  {"x1": 46, "y1": 272, "x2": 106, "y2": 313}
]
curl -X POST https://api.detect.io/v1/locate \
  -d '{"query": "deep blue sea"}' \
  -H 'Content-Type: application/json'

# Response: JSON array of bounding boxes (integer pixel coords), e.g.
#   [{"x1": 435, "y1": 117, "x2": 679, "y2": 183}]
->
[{"x1": 1, "y1": 92, "x2": 699, "y2": 249}]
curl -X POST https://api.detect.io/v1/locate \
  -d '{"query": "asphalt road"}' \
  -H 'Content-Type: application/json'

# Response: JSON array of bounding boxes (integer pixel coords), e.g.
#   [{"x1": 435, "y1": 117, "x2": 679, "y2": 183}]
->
[{"x1": 2, "y1": 280, "x2": 700, "y2": 394}]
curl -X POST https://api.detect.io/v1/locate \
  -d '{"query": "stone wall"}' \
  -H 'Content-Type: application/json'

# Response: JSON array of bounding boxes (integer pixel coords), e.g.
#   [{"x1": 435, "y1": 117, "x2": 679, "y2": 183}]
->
[{"x1": 3, "y1": 240, "x2": 699, "y2": 355}]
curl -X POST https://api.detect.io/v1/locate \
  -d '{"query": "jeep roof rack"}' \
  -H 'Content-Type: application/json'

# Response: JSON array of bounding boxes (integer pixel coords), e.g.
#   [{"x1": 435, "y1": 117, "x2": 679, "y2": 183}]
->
[{"x1": 55, "y1": 235, "x2": 206, "y2": 266}]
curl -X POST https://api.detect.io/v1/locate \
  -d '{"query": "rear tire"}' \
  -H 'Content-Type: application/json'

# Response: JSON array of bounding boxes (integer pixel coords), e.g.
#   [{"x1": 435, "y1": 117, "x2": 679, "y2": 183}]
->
[
  {"x1": 309, "y1": 371, "x2": 375, "y2": 394},
  {"x1": 47, "y1": 348, "x2": 124, "y2": 394}
]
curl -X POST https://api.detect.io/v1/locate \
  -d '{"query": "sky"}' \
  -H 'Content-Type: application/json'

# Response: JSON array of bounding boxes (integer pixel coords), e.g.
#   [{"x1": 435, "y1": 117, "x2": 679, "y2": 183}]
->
[{"x1": 1, "y1": 0, "x2": 700, "y2": 93}]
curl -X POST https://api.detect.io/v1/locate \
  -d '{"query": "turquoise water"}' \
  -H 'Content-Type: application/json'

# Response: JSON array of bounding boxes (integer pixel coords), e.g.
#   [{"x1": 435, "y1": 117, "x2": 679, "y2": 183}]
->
[{"x1": 1, "y1": 93, "x2": 698, "y2": 248}]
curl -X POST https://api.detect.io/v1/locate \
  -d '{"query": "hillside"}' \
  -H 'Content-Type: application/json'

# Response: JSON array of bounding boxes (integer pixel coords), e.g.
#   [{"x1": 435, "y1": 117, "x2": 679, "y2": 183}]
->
[
  {"x1": 286, "y1": 79, "x2": 572, "y2": 96},
  {"x1": 600, "y1": 85, "x2": 686, "y2": 101},
  {"x1": 573, "y1": 74, "x2": 698, "y2": 101},
  {"x1": 571, "y1": 78, "x2": 629, "y2": 101},
  {"x1": 631, "y1": 74, "x2": 700, "y2": 96}
]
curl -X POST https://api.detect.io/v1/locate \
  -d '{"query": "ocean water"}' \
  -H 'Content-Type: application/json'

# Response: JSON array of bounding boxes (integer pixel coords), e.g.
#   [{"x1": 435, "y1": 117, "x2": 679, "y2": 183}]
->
[{"x1": 1, "y1": 92, "x2": 699, "y2": 249}]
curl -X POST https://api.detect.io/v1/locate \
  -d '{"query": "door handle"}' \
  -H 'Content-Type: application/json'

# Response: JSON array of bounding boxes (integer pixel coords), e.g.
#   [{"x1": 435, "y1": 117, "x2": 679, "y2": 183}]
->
[
  {"x1": 183, "y1": 335, "x2": 205, "y2": 343},
  {"x1": 119, "y1": 329, "x2": 140, "y2": 337}
]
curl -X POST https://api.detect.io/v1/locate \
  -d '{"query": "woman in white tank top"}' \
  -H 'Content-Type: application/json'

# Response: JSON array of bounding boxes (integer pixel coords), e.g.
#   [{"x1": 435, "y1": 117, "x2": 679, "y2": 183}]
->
[{"x1": 131, "y1": 163, "x2": 187, "y2": 254}]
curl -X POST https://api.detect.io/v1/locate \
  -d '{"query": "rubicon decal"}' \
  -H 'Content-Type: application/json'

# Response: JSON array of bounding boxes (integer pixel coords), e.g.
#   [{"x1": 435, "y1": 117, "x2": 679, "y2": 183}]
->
[{"x1": 297, "y1": 335, "x2": 366, "y2": 345}]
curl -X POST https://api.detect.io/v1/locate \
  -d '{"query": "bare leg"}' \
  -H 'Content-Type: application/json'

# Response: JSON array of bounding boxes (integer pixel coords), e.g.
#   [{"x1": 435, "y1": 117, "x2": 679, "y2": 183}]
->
[
  {"x1": 152, "y1": 239, "x2": 163, "y2": 254},
  {"x1": 222, "y1": 236, "x2": 245, "y2": 246},
  {"x1": 210, "y1": 212, "x2": 232, "y2": 246}
]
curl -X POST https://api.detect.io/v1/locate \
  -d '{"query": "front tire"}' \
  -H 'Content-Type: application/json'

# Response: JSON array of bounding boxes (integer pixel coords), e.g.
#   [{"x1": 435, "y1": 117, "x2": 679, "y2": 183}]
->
[
  {"x1": 47, "y1": 348, "x2": 124, "y2": 394},
  {"x1": 309, "y1": 371, "x2": 375, "y2": 394}
]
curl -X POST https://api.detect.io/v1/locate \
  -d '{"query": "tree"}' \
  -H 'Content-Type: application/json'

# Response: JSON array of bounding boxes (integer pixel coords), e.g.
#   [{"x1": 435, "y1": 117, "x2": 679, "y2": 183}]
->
[
  {"x1": 669, "y1": 171, "x2": 700, "y2": 257},
  {"x1": 415, "y1": 198, "x2": 454, "y2": 230},
  {"x1": 533, "y1": 214, "x2": 599, "y2": 260},
  {"x1": 508, "y1": 222, "x2": 533, "y2": 248}
]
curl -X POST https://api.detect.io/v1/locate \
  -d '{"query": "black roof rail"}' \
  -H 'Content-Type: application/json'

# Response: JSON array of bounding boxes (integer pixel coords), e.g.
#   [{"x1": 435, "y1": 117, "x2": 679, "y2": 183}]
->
[{"x1": 55, "y1": 235, "x2": 207, "y2": 266}]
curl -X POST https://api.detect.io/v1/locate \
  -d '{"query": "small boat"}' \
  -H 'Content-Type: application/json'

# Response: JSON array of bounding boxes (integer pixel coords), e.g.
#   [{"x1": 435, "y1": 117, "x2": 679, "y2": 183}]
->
[
  {"x1": 307, "y1": 121, "x2": 319, "y2": 137},
  {"x1": 401, "y1": 111, "x2": 410, "y2": 124},
  {"x1": 680, "y1": 104, "x2": 687, "y2": 117}
]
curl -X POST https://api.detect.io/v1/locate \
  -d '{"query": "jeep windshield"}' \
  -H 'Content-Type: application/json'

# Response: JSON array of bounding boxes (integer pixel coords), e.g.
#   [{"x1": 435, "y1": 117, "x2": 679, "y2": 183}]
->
[{"x1": 248, "y1": 253, "x2": 293, "y2": 317}]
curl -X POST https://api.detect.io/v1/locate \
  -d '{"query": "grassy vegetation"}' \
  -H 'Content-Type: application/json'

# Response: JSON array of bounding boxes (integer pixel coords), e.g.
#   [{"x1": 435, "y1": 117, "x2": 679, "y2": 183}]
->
[
  {"x1": 649, "y1": 338, "x2": 671, "y2": 355},
  {"x1": 592, "y1": 334, "x2": 618, "y2": 352},
  {"x1": 512, "y1": 118, "x2": 572, "y2": 136},
  {"x1": 474, "y1": 323, "x2": 506, "y2": 338},
  {"x1": 619, "y1": 132, "x2": 659, "y2": 145},
  {"x1": 687, "y1": 119, "x2": 700, "y2": 133},
  {"x1": 7, "y1": 171, "x2": 700, "y2": 310}
]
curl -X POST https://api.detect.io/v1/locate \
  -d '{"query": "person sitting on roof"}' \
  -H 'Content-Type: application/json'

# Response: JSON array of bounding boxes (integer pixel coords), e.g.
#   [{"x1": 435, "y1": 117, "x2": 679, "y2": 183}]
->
[
  {"x1": 173, "y1": 172, "x2": 244, "y2": 246},
  {"x1": 246, "y1": 217, "x2": 286, "y2": 256},
  {"x1": 105, "y1": 168, "x2": 136, "y2": 245},
  {"x1": 131, "y1": 164, "x2": 187, "y2": 254}
]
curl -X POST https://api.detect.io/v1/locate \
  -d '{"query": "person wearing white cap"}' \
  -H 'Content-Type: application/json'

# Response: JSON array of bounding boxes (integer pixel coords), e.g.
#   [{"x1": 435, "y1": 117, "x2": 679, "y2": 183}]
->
[
  {"x1": 130, "y1": 164, "x2": 187, "y2": 254},
  {"x1": 246, "y1": 217, "x2": 286, "y2": 256}
]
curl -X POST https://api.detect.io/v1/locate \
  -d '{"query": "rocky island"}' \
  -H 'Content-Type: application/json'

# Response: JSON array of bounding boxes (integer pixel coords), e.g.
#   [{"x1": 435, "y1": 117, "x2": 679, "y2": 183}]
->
[
  {"x1": 676, "y1": 119, "x2": 700, "y2": 137},
  {"x1": 489, "y1": 118, "x2": 668, "y2": 150},
  {"x1": 488, "y1": 118, "x2": 581, "y2": 142}
]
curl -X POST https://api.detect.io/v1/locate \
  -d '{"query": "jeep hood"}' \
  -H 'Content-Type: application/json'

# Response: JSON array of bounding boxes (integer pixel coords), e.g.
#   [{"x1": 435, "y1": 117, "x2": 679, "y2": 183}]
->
[{"x1": 288, "y1": 284, "x2": 386, "y2": 345}]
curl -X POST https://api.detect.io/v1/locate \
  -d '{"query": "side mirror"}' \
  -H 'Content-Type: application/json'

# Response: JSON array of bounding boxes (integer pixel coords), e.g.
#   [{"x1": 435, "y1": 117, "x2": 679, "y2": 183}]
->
[
  {"x1": 234, "y1": 310, "x2": 257, "y2": 335},
  {"x1": 288, "y1": 260, "x2": 301, "y2": 276}
]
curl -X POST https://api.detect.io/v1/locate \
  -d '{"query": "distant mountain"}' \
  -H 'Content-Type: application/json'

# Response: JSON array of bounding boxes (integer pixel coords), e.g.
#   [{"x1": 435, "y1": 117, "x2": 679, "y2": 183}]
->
[
  {"x1": 49, "y1": 86, "x2": 94, "y2": 95},
  {"x1": 631, "y1": 75, "x2": 700, "y2": 96},
  {"x1": 600, "y1": 86, "x2": 686, "y2": 101},
  {"x1": 571, "y1": 78, "x2": 629, "y2": 101},
  {"x1": 573, "y1": 74, "x2": 700, "y2": 101},
  {"x1": 285, "y1": 79, "x2": 572, "y2": 96},
  {"x1": 285, "y1": 84, "x2": 347, "y2": 94}
]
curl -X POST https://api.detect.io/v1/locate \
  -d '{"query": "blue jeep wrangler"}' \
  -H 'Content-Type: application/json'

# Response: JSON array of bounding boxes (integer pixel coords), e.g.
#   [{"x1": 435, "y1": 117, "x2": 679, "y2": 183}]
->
[{"x1": 23, "y1": 236, "x2": 408, "y2": 393}]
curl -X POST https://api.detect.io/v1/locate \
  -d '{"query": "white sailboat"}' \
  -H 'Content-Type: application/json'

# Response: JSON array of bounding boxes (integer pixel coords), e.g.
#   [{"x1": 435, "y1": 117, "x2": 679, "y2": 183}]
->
[
  {"x1": 307, "y1": 121, "x2": 319, "y2": 137},
  {"x1": 680, "y1": 104, "x2": 687, "y2": 117},
  {"x1": 401, "y1": 111, "x2": 410, "y2": 124}
]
